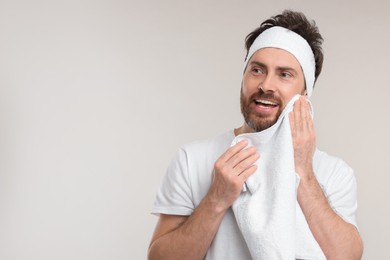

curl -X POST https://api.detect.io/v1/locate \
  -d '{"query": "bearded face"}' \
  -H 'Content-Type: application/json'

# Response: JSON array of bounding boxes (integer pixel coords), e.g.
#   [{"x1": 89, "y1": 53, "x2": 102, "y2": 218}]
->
[
  {"x1": 239, "y1": 48, "x2": 306, "y2": 133},
  {"x1": 240, "y1": 87, "x2": 283, "y2": 132}
]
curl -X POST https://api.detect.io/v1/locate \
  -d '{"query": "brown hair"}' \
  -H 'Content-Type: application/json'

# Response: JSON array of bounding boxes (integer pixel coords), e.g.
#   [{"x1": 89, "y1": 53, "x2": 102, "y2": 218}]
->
[{"x1": 245, "y1": 10, "x2": 324, "y2": 84}]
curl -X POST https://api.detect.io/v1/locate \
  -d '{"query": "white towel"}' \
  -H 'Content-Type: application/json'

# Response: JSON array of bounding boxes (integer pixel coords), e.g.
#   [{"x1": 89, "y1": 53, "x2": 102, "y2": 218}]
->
[{"x1": 231, "y1": 95, "x2": 325, "y2": 259}]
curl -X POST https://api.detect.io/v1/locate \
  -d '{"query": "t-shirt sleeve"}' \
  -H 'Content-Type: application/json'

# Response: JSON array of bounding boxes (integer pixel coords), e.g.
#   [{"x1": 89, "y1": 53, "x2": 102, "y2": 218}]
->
[
  {"x1": 324, "y1": 162, "x2": 359, "y2": 228},
  {"x1": 151, "y1": 148, "x2": 194, "y2": 216}
]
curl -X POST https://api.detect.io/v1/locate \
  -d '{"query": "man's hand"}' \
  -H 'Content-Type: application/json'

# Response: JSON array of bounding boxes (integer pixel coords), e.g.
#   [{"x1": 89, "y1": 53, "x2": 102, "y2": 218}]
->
[
  {"x1": 289, "y1": 96, "x2": 363, "y2": 259},
  {"x1": 206, "y1": 140, "x2": 260, "y2": 212},
  {"x1": 149, "y1": 140, "x2": 260, "y2": 260},
  {"x1": 289, "y1": 95, "x2": 316, "y2": 179}
]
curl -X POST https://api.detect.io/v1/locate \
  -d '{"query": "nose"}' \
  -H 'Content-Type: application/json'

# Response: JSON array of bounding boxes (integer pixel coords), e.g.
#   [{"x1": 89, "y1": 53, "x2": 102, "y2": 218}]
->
[{"x1": 258, "y1": 74, "x2": 276, "y2": 92}]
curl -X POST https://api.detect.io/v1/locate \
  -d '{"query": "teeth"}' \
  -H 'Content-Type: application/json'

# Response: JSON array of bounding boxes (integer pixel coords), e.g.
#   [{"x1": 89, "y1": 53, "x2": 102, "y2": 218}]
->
[{"x1": 255, "y1": 99, "x2": 277, "y2": 105}]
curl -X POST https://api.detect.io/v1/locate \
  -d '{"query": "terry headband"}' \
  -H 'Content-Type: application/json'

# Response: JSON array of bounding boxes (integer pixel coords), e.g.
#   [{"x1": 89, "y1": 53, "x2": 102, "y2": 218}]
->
[{"x1": 244, "y1": 26, "x2": 316, "y2": 97}]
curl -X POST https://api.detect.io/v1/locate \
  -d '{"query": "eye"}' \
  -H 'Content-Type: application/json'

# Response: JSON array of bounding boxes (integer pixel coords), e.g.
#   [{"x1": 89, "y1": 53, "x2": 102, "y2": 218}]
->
[
  {"x1": 280, "y1": 71, "x2": 293, "y2": 78},
  {"x1": 251, "y1": 67, "x2": 264, "y2": 75}
]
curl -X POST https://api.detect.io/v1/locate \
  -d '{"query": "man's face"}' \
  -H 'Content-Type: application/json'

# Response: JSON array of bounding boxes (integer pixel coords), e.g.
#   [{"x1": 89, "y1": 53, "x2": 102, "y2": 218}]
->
[{"x1": 240, "y1": 47, "x2": 306, "y2": 132}]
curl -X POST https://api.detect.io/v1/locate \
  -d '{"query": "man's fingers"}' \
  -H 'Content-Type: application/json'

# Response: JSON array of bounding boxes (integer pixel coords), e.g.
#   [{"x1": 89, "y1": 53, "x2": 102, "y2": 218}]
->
[
  {"x1": 229, "y1": 146, "x2": 257, "y2": 169},
  {"x1": 214, "y1": 139, "x2": 260, "y2": 180},
  {"x1": 238, "y1": 164, "x2": 258, "y2": 181},
  {"x1": 234, "y1": 151, "x2": 260, "y2": 175},
  {"x1": 293, "y1": 98, "x2": 302, "y2": 131},
  {"x1": 291, "y1": 96, "x2": 313, "y2": 133},
  {"x1": 300, "y1": 96, "x2": 312, "y2": 130},
  {"x1": 218, "y1": 139, "x2": 248, "y2": 163},
  {"x1": 289, "y1": 112, "x2": 296, "y2": 137}
]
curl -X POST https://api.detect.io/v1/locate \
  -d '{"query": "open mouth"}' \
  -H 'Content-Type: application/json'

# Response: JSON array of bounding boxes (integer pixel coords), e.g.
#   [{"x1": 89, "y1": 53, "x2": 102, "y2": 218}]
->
[{"x1": 254, "y1": 99, "x2": 278, "y2": 108}]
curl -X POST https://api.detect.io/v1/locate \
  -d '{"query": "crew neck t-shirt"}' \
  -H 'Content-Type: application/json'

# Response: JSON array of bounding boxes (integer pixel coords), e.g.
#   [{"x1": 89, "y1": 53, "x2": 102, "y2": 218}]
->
[{"x1": 152, "y1": 130, "x2": 358, "y2": 259}]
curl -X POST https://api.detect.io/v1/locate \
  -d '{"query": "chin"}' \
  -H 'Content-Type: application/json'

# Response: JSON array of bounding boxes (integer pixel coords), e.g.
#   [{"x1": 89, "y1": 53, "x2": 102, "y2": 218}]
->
[{"x1": 247, "y1": 117, "x2": 277, "y2": 132}]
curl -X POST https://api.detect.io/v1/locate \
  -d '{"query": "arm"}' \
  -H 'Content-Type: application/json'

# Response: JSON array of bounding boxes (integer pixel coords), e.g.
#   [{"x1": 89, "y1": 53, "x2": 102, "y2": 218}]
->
[
  {"x1": 289, "y1": 96, "x2": 363, "y2": 259},
  {"x1": 148, "y1": 140, "x2": 259, "y2": 260}
]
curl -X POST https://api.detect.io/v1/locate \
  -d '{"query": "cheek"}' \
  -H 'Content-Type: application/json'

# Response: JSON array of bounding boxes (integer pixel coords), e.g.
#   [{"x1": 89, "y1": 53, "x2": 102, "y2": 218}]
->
[
  {"x1": 241, "y1": 78, "x2": 257, "y2": 96},
  {"x1": 278, "y1": 86, "x2": 303, "y2": 106},
  {"x1": 282, "y1": 81, "x2": 306, "y2": 97},
  {"x1": 241, "y1": 86, "x2": 249, "y2": 97}
]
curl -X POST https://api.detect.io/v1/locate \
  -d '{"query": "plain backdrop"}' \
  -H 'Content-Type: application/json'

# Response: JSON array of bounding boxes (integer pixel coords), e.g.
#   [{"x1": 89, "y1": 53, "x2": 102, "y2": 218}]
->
[{"x1": 0, "y1": 0, "x2": 389, "y2": 259}]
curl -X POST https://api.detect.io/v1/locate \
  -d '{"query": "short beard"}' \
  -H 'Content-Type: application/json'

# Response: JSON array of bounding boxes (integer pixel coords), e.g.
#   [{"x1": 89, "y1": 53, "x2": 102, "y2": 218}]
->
[{"x1": 240, "y1": 88, "x2": 282, "y2": 132}]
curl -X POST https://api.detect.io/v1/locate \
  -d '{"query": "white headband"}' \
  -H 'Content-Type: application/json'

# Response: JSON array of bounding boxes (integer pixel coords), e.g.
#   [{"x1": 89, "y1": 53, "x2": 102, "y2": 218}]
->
[{"x1": 244, "y1": 26, "x2": 316, "y2": 97}]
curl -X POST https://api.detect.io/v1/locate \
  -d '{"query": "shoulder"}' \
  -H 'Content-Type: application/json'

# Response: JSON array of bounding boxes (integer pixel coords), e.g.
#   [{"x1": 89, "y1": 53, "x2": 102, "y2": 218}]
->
[
  {"x1": 313, "y1": 149, "x2": 356, "y2": 199},
  {"x1": 180, "y1": 130, "x2": 235, "y2": 160},
  {"x1": 314, "y1": 149, "x2": 354, "y2": 180}
]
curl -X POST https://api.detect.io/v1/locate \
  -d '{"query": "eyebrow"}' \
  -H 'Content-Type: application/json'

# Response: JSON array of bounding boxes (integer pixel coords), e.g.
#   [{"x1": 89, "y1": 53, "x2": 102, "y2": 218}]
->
[{"x1": 249, "y1": 61, "x2": 267, "y2": 68}]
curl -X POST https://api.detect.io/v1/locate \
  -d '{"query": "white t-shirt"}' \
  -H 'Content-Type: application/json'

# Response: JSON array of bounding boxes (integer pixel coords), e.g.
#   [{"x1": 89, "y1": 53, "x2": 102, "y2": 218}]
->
[{"x1": 152, "y1": 130, "x2": 358, "y2": 260}]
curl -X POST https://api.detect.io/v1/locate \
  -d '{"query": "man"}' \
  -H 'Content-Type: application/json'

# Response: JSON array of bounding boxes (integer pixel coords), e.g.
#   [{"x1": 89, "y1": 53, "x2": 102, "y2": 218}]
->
[{"x1": 148, "y1": 10, "x2": 363, "y2": 260}]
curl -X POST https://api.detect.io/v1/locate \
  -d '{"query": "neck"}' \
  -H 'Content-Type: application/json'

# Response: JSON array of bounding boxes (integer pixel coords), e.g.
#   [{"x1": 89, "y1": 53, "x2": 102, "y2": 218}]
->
[{"x1": 234, "y1": 123, "x2": 255, "y2": 136}]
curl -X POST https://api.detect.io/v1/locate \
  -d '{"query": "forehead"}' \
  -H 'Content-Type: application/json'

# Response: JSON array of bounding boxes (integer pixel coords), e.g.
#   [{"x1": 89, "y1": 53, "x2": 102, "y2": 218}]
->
[{"x1": 249, "y1": 47, "x2": 303, "y2": 71}]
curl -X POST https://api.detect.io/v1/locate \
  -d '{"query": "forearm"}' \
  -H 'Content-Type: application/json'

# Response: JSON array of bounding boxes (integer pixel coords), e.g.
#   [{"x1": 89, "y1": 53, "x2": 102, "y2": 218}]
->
[
  {"x1": 149, "y1": 141, "x2": 257, "y2": 259},
  {"x1": 297, "y1": 174, "x2": 363, "y2": 259},
  {"x1": 148, "y1": 197, "x2": 226, "y2": 260}
]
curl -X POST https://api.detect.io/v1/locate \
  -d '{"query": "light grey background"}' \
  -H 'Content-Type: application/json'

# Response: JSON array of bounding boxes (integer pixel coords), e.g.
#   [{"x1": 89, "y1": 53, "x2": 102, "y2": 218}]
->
[{"x1": 0, "y1": 0, "x2": 388, "y2": 259}]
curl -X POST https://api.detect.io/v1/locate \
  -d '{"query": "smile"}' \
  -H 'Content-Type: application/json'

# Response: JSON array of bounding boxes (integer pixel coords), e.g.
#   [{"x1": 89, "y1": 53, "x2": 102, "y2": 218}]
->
[{"x1": 254, "y1": 99, "x2": 279, "y2": 108}]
